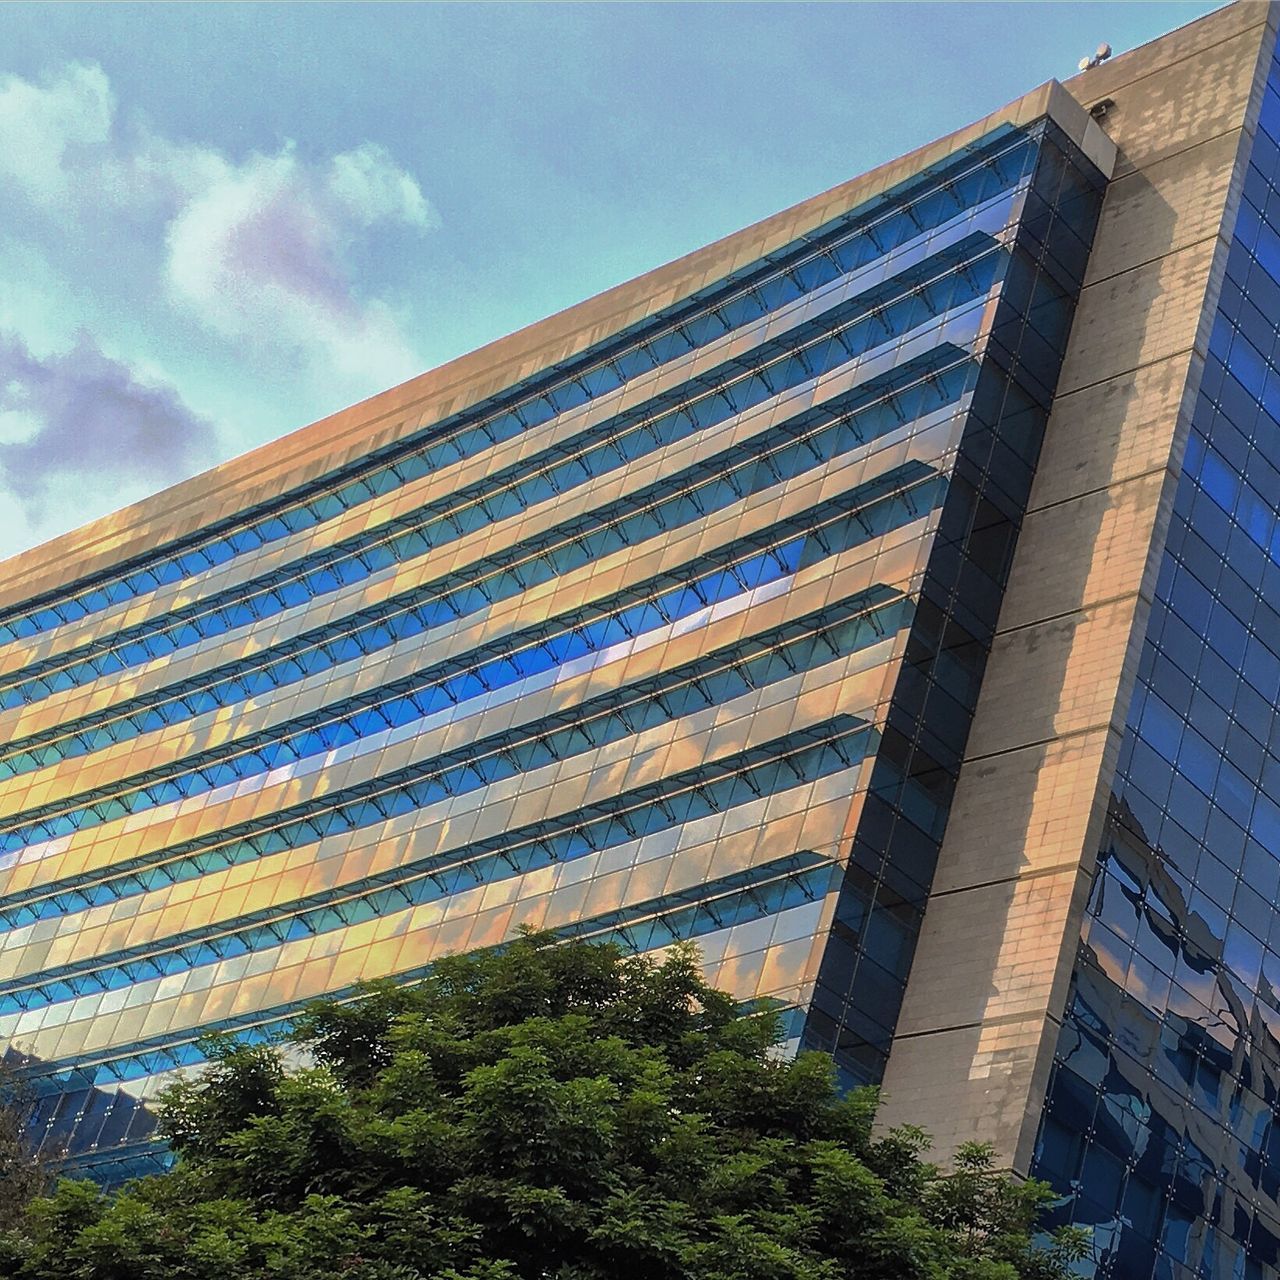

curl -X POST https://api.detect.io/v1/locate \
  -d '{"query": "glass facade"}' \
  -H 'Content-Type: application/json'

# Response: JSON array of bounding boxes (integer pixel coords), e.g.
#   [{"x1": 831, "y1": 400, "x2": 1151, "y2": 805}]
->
[
  {"x1": 1031, "y1": 46, "x2": 1280, "y2": 1280},
  {"x1": 0, "y1": 107, "x2": 1105, "y2": 1185}
]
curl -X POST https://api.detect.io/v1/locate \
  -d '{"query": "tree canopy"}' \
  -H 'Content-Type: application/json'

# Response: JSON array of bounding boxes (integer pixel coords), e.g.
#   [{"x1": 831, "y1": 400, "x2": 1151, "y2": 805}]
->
[{"x1": 0, "y1": 935, "x2": 1084, "y2": 1280}]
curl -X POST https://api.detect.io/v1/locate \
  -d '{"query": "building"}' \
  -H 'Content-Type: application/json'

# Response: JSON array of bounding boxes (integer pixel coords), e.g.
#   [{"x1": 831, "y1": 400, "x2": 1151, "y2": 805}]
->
[{"x1": 0, "y1": 2, "x2": 1279, "y2": 1275}]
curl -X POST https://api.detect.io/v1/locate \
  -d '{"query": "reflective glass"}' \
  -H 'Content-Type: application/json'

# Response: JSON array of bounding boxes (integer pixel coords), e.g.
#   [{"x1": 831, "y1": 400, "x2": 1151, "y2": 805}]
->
[{"x1": 0, "y1": 116, "x2": 1106, "y2": 1181}]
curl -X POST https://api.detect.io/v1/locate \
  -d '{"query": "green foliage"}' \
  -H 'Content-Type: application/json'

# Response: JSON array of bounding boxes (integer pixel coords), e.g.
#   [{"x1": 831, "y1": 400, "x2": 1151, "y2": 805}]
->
[{"x1": 0, "y1": 935, "x2": 1085, "y2": 1279}]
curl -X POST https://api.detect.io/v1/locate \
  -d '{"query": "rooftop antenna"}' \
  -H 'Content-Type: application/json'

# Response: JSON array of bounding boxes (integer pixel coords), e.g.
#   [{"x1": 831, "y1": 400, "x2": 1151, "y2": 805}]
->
[{"x1": 1079, "y1": 42, "x2": 1113, "y2": 72}]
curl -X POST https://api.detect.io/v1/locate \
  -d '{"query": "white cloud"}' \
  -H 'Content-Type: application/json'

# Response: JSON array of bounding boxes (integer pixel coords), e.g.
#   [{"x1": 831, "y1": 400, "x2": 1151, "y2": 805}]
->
[
  {"x1": 164, "y1": 142, "x2": 436, "y2": 388},
  {"x1": 329, "y1": 141, "x2": 436, "y2": 228},
  {"x1": 0, "y1": 59, "x2": 437, "y2": 393},
  {"x1": 0, "y1": 62, "x2": 113, "y2": 205},
  {"x1": 0, "y1": 331, "x2": 218, "y2": 559},
  {"x1": 0, "y1": 405, "x2": 42, "y2": 447},
  {"x1": 0, "y1": 60, "x2": 439, "y2": 558}
]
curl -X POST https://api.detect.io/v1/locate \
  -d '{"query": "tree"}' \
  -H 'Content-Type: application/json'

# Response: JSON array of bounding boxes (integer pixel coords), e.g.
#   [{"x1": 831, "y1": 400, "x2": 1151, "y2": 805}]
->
[
  {"x1": 0, "y1": 1058, "x2": 60, "y2": 1232},
  {"x1": 0, "y1": 935, "x2": 1085, "y2": 1279}
]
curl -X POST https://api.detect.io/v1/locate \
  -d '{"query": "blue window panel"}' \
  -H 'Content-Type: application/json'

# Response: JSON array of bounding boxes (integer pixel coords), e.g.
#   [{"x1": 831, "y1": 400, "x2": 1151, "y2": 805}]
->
[
  {"x1": 0, "y1": 591, "x2": 904, "y2": 931},
  {"x1": 0, "y1": 357, "x2": 966, "y2": 782},
  {"x1": 0, "y1": 344, "x2": 969, "y2": 713}
]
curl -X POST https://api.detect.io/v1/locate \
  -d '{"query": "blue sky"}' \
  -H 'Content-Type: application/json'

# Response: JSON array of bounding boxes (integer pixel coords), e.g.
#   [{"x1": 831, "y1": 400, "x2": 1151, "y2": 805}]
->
[{"x1": 0, "y1": 1, "x2": 1216, "y2": 560}]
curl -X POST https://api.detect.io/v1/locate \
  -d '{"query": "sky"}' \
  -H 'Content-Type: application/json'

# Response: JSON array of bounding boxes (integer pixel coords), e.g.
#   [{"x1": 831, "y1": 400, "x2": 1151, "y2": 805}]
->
[{"x1": 0, "y1": 1, "x2": 1219, "y2": 562}]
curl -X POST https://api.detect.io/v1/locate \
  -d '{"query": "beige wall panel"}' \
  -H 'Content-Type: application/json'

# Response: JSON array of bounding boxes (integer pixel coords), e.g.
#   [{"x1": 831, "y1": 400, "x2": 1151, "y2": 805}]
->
[
  {"x1": 927, "y1": 728, "x2": 1113, "y2": 897},
  {"x1": 1054, "y1": 237, "x2": 1217, "y2": 399},
  {"x1": 962, "y1": 596, "x2": 1141, "y2": 759},
  {"x1": 1025, "y1": 351, "x2": 1196, "y2": 510},
  {"x1": 891, "y1": 866, "x2": 1088, "y2": 1038},
  {"x1": 880, "y1": 1011, "x2": 1063, "y2": 1175},
  {"x1": 1082, "y1": 129, "x2": 1245, "y2": 286},
  {"x1": 1065, "y1": 4, "x2": 1270, "y2": 179},
  {"x1": 995, "y1": 470, "x2": 1170, "y2": 633}
]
